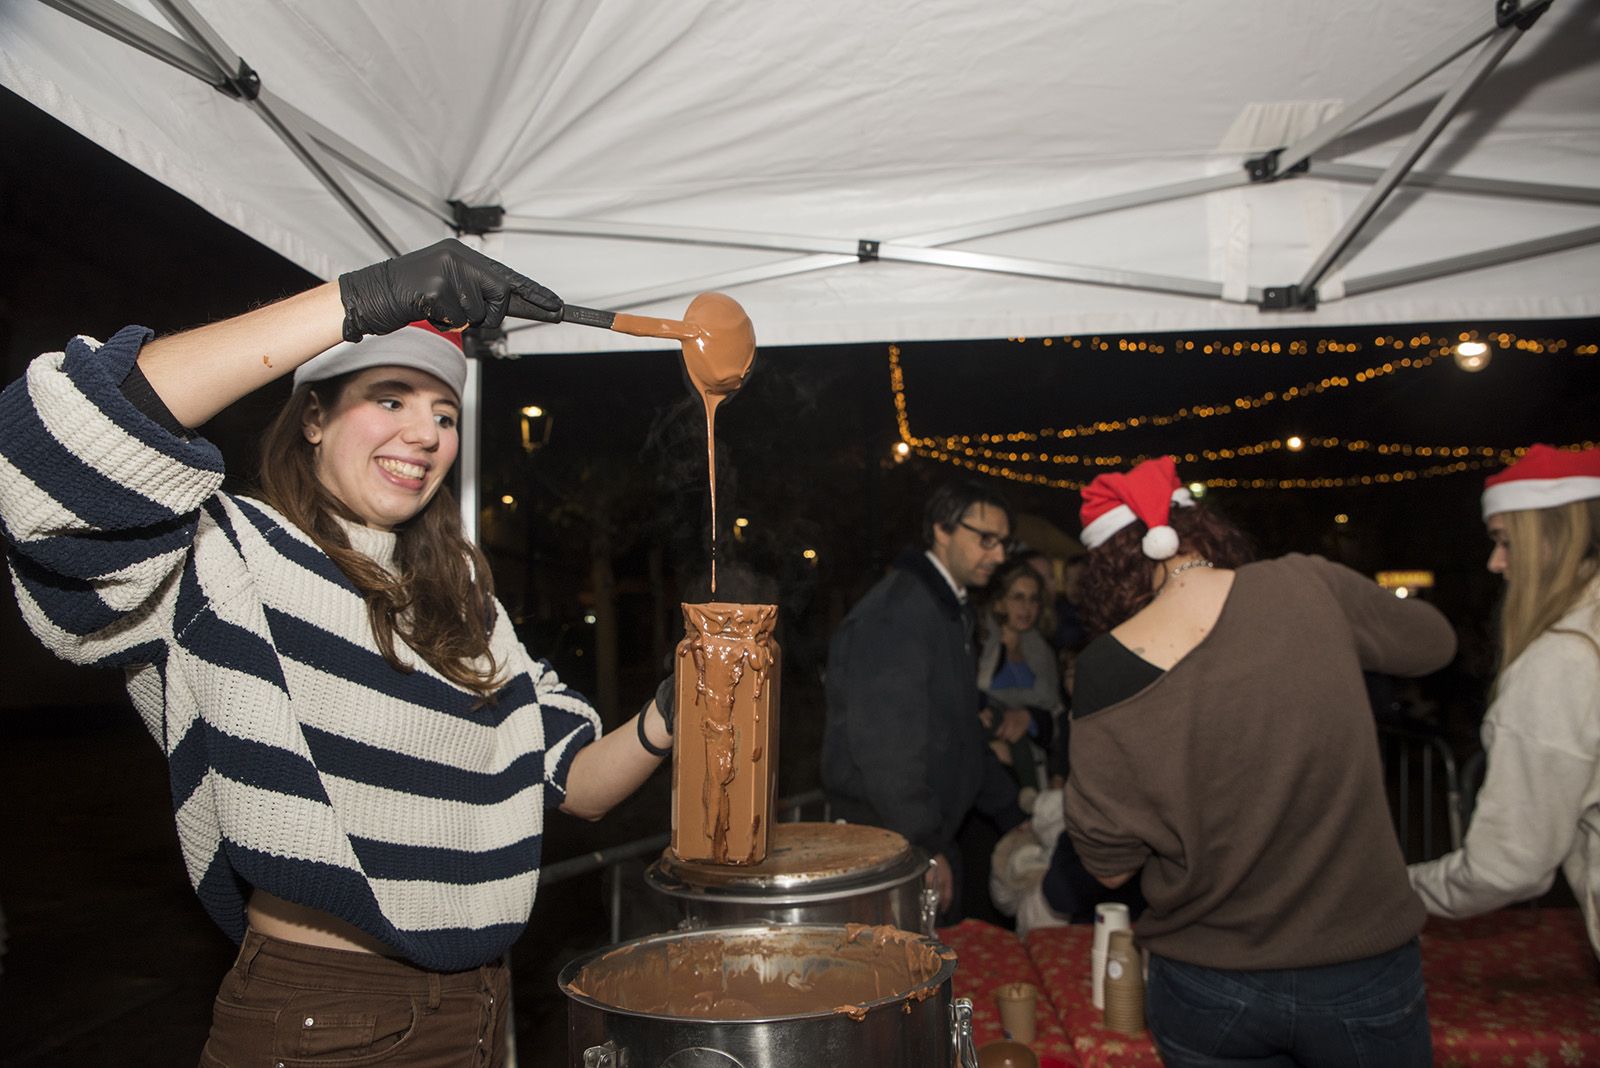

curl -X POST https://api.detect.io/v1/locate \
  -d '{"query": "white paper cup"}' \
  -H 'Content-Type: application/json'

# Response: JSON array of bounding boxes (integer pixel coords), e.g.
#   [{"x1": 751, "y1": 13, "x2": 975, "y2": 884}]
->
[{"x1": 1091, "y1": 903, "x2": 1131, "y2": 1009}]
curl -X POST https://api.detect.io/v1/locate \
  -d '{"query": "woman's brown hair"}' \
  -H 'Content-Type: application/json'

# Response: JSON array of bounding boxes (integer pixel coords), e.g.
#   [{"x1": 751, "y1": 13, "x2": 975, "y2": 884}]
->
[
  {"x1": 255, "y1": 374, "x2": 502, "y2": 698},
  {"x1": 1079, "y1": 505, "x2": 1255, "y2": 637},
  {"x1": 1495, "y1": 498, "x2": 1600, "y2": 679},
  {"x1": 987, "y1": 560, "x2": 1055, "y2": 639}
]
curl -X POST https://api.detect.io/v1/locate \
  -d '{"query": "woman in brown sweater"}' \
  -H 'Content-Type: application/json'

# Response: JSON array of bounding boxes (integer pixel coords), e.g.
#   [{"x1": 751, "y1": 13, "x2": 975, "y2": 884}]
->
[{"x1": 1063, "y1": 457, "x2": 1455, "y2": 1067}]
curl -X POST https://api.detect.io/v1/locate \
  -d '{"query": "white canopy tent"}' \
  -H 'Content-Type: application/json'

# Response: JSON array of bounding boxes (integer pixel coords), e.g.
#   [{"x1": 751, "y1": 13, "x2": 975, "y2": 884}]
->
[
  {"x1": 4, "y1": 0, "x2": 1598, "y2": 348},
  {"x1": 4, "y1": 0, "x2": 1598, "y2": 516}
]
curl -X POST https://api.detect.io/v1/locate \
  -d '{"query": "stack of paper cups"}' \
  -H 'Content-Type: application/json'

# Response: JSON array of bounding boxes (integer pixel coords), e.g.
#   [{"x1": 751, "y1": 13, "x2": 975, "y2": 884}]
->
[
  {"x1": 1103, "y1": 928, "x2": 1146, "y2": 1035},
  {"x1": 1091, "y1": 902, "x2": 1132, "y2": 1010}
]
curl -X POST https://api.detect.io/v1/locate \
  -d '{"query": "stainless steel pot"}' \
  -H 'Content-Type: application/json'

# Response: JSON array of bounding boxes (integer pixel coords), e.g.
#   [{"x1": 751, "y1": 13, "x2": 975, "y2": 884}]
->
[
  {"x1": 645, "y1": 822, "x2": 939, "y2": 936},
  {"x1": 559, "y1": 923, "x2": 978, "y2": 1068}
]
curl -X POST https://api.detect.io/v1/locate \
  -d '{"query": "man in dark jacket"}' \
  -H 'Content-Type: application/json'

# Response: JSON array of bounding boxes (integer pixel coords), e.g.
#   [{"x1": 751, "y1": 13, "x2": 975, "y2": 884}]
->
[{"x1": 822, "y1": 480, "x2": 1027, "y2": 921}]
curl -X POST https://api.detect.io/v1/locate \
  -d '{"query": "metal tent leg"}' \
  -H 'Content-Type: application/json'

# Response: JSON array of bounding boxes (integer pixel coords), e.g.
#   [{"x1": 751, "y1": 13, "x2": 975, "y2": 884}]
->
[{"x1": 1290, "y1": 22, "x2": 1534, "y2": 303}]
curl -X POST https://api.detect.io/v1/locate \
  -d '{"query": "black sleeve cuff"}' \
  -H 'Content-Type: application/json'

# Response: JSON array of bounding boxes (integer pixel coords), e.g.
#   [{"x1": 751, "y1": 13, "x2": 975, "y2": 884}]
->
[{"x1": 119, "y1": 361, "x2": 193, "y2": 440}]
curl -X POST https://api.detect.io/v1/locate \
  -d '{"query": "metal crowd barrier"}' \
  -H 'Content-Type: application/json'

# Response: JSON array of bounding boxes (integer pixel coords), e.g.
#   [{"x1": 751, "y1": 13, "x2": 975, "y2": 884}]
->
[
  {"x1": 1376, "y1": 722, "x2": 1465, "y2": 863},
  {"x1": 543, "y1": 788, "x2": 831, "y2": 942}
]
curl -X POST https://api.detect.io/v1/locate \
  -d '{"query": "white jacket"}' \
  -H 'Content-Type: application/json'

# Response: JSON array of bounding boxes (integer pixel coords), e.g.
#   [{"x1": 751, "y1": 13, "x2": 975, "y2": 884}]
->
[{"x1": 1408, "y1": 578, "x2": 1600, "y2": 956}]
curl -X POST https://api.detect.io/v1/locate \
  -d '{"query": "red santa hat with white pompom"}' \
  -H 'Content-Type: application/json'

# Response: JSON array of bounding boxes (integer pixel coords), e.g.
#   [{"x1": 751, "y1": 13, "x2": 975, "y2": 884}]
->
[{"x1": 1078, "y1": 456, "x2": 1197, "y2": 560}]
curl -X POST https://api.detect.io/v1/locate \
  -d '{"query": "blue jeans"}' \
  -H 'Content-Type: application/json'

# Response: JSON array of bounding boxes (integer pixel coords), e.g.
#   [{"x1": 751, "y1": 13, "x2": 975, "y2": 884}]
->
[{"x1": 1145, "y1": 940, "x2": 1431, "y2": 1067}]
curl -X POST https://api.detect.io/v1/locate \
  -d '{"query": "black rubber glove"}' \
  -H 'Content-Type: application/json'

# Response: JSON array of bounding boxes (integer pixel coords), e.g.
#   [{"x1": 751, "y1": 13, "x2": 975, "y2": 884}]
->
[{"x1": 336, "y1": 238, "x2": 563, "y2": 342}]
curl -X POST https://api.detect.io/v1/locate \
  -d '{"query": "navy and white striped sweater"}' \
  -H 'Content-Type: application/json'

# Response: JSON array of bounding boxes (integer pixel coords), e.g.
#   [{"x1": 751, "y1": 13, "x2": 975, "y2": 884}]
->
[{"x1": 0, "y1": 327, "x2": 601, "y2": 971}]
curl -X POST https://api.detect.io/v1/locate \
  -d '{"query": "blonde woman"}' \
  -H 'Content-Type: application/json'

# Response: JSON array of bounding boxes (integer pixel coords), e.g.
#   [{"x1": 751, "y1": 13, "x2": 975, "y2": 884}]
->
[
  {"x1": 1410, "y1": 445, "x2": 1600, "y2": 957},
  {"x1": 977, "y1": 560, "x2": 1064, "y2": 796}
]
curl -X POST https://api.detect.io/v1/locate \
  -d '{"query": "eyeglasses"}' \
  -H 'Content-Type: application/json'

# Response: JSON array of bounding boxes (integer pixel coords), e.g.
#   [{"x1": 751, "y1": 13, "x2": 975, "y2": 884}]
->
[{"x1": 958, "y1": 520, "x2": 1009, "y2": 551}]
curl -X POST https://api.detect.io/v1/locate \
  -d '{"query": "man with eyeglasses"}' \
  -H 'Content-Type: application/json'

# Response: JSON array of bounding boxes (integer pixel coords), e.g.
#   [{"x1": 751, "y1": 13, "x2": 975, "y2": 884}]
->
[{"x1": 822, "y1": 480, "x2": 1029, "y2": 922}]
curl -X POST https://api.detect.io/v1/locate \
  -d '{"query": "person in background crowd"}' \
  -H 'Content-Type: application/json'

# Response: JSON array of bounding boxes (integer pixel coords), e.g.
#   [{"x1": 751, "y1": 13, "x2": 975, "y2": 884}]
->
[
  {"x1": 977, "y1": 560, "x2": 1064, "y2": 803},
  {"x1": 1063, "y1": 456, "x2": 1455, "y2": 1067},
  {"x1": 1410, "y1": 445, "x2": 1600, "y2": 957},
  {"x1": 0, "y1": 240, "x2": 675, "y2": 1066},
  {"x1": 822, "y1": 480, "x2": 1027, "y2": 922},
  {"x1": 1017, "y1": 547, "x2": 1087, "y2": 656}
]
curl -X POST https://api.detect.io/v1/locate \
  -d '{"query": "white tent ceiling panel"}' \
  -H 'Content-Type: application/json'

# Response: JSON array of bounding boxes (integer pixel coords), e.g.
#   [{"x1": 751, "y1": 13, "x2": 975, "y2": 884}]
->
[{"x1": 3, "y1": 0, "x2": 1597, "y2": 353}]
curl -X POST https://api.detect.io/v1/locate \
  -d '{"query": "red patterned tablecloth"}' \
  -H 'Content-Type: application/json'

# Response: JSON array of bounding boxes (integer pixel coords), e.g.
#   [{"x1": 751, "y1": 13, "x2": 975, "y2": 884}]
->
[
  {"x1": 1024, "y1": 926, "x2": 1160, "y2": 1068},
  {"x1": 1424, "y1": 907, "x2": 1600, "y2": 1067},
  {"x1": 1026, "y1": 909, "x2": 1600, "y2": 1068},
  {"x1": 937, "y1": 919, "x2": 1080, "y2": 1067}
]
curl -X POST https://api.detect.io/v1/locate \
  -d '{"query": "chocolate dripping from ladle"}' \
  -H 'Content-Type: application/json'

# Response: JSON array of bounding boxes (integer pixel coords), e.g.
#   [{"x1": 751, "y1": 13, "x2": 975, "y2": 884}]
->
[{"x1": 561, "y1": 295, "x2": 756, "y2": 593}]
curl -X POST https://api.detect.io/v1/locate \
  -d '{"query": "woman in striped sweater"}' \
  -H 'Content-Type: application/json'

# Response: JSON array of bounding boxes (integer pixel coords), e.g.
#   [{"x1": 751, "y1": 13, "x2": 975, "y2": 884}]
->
[{"x1": 0, "y1": 240, "x2": 676, "y2": 1065}]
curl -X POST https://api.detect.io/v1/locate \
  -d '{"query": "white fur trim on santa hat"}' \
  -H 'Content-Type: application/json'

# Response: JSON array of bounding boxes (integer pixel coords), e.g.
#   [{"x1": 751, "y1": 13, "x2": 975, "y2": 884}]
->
[
  {"x1": 1482, "y1": 475, "x2": 1600, "y2": 519},
  {"x1": 1079, "y1": 487, "x2": 1197, "y2": 550}
]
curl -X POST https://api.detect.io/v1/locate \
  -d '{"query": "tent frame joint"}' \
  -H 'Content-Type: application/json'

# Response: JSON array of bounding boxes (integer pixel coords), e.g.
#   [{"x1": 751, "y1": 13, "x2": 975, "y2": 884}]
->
[
  {"x1": 1245, "y1": 148, "x2": 1310, "y2": 183},
  {"x1": 857, "y1": 239, "x2": 880, "y2": 262},
  {"x1": 449, "y1": 200, "x2": 505, "y2": 236},
  {"x1": 1495, "y1": 0, "x2": 1546, "y2": 30},
  {"x1": 213, "y1": 57, "x2": 260, "y2": 101},
  {"x1": 463, "y1": 326, "x2": 507, "y2": 360},
  {"x1": 1259, "y1": 283, "x2": 1317, "y2": 311}
]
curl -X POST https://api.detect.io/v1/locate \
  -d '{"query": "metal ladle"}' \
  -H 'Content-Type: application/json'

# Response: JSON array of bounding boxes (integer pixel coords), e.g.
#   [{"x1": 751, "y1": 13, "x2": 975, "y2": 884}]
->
[{"x1": 558, "y1": 293, "x2": 757, "y2": 398}]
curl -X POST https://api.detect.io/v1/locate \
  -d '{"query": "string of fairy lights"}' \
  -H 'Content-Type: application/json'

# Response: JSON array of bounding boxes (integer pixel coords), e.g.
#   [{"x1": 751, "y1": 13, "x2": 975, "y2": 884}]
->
[{"x1": 889, "y1": 329, "x2": 1600, "y2": 492}]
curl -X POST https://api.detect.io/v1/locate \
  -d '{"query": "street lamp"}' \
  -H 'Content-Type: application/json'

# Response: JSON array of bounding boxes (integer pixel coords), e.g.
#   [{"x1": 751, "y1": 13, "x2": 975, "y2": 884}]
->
[
  {"x1": 1454, "y1": 340, "x2": 1491, "y2": 372},
  {"x1": 520, "y1": 404, "x2": 552, "y2": 454}
]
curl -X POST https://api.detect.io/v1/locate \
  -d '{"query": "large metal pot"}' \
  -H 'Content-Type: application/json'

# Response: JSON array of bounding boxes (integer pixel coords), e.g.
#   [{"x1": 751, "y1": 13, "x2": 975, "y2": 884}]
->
[
  {"x1": 645, "y1": 822, "x2": 939, "y2": 936},
  {"x1": 559, "y1": 923, "x2": 977, "y2": 1068}
]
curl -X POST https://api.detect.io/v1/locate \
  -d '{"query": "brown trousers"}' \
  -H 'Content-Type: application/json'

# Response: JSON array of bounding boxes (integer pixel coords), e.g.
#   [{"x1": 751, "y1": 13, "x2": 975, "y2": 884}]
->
[{"x1": 199, "y1": 930, "x2": 509, "y2": 1067}]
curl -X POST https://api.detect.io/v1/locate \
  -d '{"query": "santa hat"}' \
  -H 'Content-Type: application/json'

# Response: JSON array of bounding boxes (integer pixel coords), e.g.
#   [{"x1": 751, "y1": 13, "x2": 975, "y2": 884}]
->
[
  {"x1": 1079, "y1": 456, "x2": 1196, "y2": 559},
  {"x1": 1481, "y1": 444, "x2": 1600, "y2": 519},
  {"x1": 293, "y1": 321, "x2": 467, "y2": 401}
]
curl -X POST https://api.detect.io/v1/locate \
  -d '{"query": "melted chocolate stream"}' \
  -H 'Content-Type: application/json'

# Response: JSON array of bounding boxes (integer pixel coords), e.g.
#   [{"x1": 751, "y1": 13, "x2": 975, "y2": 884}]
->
[{"x1": 610, "y1": 293, "x2": 754, "y2": 592}]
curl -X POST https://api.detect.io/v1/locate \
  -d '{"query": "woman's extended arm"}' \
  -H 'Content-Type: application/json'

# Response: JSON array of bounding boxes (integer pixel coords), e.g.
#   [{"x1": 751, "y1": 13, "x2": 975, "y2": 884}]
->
[
  {"x1": 1409, "y1": 630, "x2": 1600, "y2": 915},
  {"x1": 560, "y1": 700, "x2": 674, "y2": 820}
]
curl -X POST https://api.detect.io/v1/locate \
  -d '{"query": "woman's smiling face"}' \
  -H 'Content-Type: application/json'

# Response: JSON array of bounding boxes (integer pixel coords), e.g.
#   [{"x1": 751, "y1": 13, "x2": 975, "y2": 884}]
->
[{"x1": 302, "y1": 366, "x2": 460, "y2": 531}]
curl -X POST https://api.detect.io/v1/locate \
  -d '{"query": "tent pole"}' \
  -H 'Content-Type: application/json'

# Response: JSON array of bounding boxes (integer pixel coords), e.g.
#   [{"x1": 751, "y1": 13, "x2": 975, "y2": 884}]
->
[
  {"x1": 1289, "y1": 24, "x2": 1530, "y2": 304},
  {"x1": 1317, "y1": 163, "x2": 1600, "y2": 206},
  {"x1": 877, "y1": 246, "x2": 1229, "y2": 300},
  {"x1": 147, "y1": 0, "x2": 407, "y2": 258},
  {"x1": 1345, "y1": 224, "x2": 1600, "y2": 297},
  {"x1": 502, "y1": 245, "x2": 1235, "y2": 343},
  {"x1": 1271, "y1": 6, "x2": 1534, "y2": 175},
  {"x1": 502, "y1": 256, "x2": 857, "y2": 338},
  {"x1": 39, "y1": 0, "x2": 214, "y2": 81},
  {"x1": 501, "y1": 171, "x2": 1252, "y2": 257},
  {"x1": 460, "y1": 355, "x2": 483, "y2": 544},
  {"x1": 46, "y1": 0, "x2": 451, "y2": 253},
  {"x1": 500, "y1": 171, "x2": 1259, "y2": 334}
]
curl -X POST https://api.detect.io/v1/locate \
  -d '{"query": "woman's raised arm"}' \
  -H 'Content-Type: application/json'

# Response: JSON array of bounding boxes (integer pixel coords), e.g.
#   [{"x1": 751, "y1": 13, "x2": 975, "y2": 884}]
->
[
  {"x1": 137, "y1": 240, "x2": 563, "y2": 427},
  {"x1": 137, "y1": 283, "x2": 345, "y2": 428}
]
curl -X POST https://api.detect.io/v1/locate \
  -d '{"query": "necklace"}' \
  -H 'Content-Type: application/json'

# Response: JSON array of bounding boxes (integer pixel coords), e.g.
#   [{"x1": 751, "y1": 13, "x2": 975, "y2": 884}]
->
[{"x1": 1156, "y1": 557, "x2": 1213, "y2": 596}]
